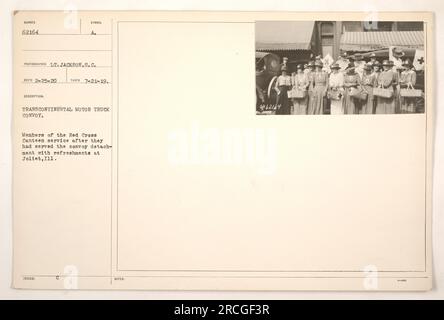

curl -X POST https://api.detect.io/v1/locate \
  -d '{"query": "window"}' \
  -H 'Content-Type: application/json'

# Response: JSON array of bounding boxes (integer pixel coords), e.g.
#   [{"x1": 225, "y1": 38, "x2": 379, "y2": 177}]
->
[
  {"x1": 320, "y1": 22, "x2": 334, "y2": 57},
  {"x1": 321, "y1": 22, "x2": 334, "y2": 35},
  {"x1": 365, "y1": 21, "x2": 393, "y2": 32},
  {"x1": 342, "y1": 21, "x2": 362, "y2": 32},
  {"x1": 397, "y1": 22, "x2": 424, "y2": 31}
]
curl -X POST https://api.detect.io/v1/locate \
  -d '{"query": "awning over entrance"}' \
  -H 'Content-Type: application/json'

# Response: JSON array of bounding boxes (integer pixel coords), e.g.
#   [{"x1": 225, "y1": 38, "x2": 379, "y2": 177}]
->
[
  {"x1": 361, "y1": 48, "x2": 417, "y2": 58},
  {"x1": 340, "y1": 31, "x2": 424, "y2": 51}
]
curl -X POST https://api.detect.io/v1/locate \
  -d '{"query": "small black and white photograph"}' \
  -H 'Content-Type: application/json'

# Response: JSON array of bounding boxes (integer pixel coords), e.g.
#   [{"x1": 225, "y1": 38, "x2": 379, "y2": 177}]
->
[{"x1": 255, "y1": 20, "x2": 426, "y2": 115}]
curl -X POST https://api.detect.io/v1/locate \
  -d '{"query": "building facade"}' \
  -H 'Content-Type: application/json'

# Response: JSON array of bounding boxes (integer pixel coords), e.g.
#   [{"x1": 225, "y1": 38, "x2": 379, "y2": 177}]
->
[
  {"x1": 314, "y1": 21, "x2": 424, "y2": 58},
  {"x1": 255, "y1": 21, "x2": 424, "y2": 71}
]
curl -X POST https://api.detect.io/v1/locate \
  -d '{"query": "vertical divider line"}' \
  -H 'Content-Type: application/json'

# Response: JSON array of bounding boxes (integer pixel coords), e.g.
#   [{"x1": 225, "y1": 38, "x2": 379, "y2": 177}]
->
[
  {"x1": 116, "y1": 21, "x2": 120, "y2": 272},
  {"x1": 110, "y1": 18, "x2": 114, "y2": 285}
]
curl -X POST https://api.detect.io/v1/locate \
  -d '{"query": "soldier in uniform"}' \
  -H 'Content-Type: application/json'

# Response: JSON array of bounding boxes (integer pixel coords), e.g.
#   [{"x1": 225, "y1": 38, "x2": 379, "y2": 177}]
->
[
  {"x1": 353, "y1": 53, "x2": 366, "y2": 80},
  {"x1": 391, "y1": 47, "x2": 405, "y2": 71},
  {"x1": 304, "y1": 61, "x2": 315, "y2": 75},
  {"x1": 371, "y1": 61, "x2": 382, "y2": 112},
  {"x1": 336, "y1": 52, "x2": 350, "y2": 72},
  {"x1": 389, "y1": 59, "x2": 401, "y2": 113},
  {"x1": 369, "y1": 52, "x2": 378, "y2": 66},
  {"x1": 305, "y1": 61, "x2": 315, "y2": 113},
  {"x1": 372, "y1": 61, "x2": 382, "y2": 79}
]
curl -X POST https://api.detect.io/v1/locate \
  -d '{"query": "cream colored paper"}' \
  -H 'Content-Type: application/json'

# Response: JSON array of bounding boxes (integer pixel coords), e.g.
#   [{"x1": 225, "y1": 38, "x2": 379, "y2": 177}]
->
[{"x1": 12, "y1": 11, "x2": 433, "y2": 290}]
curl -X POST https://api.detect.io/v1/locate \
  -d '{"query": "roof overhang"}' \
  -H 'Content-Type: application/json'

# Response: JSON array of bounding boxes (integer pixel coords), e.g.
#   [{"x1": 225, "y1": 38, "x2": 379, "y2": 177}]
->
[{"x1": 340, "y1": 31, "x2": 424, "y2": 51}]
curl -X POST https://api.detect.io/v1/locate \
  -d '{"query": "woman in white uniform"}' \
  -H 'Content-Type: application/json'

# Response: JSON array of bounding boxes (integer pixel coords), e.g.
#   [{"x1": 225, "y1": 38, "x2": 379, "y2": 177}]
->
[{"x1": 328, "y1": 63, "x2": 344, "y2": 115}]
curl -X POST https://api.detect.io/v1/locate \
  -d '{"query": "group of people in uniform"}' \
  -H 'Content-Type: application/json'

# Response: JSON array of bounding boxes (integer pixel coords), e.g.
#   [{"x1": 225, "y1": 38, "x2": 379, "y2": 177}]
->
[{"x1": 274, "y1": 48, "x2": 420, "y2": 115}]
